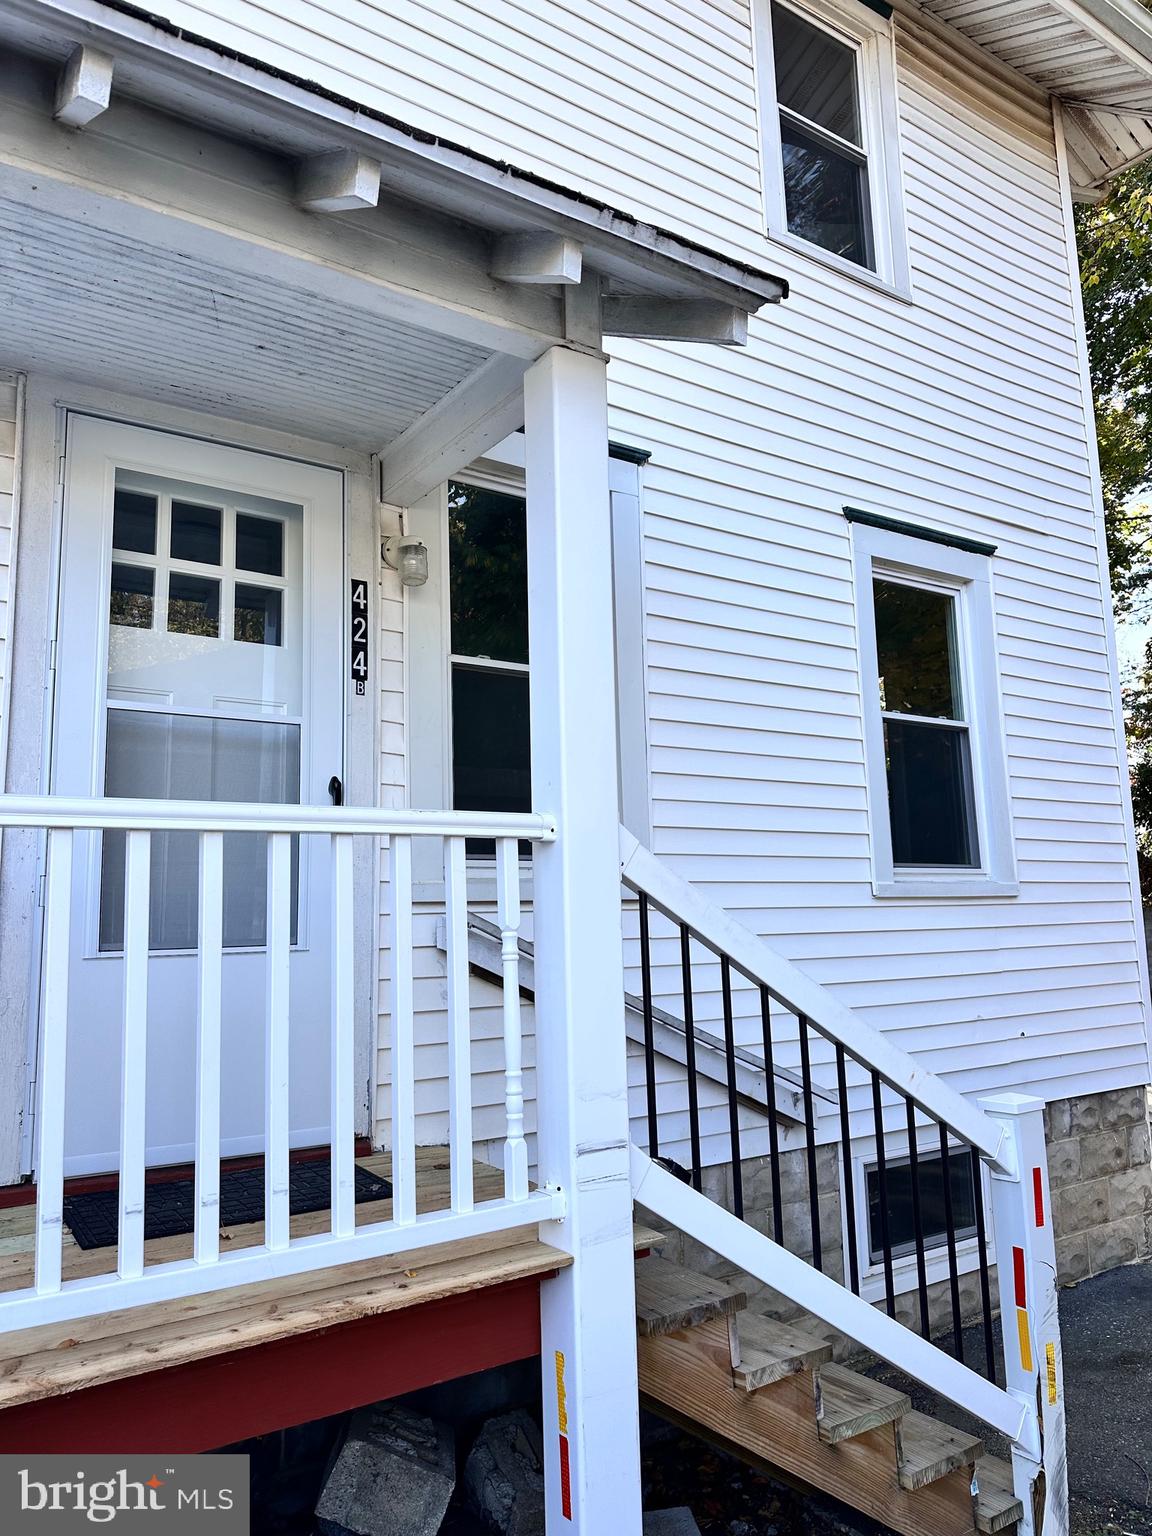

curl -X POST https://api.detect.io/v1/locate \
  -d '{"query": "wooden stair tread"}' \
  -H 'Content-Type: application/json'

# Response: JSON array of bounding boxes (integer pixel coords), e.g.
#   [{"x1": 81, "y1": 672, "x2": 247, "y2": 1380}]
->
[
  {"x1": 896, "y1": 1409, "x2": 984, "y2": 1491},
  {"x1": 733, "y1": 1312, "x2": 833, "y2": 1391},
  {"x1": 816, "y1": 1363, "x2": 910, "y2": 1444},
  {"x1": 635, "y1": 1256, "x2": 746, "y2": 1337},
  {"x1": 973, "y1": 1454, "x2": 1025, "y2": 1533}
]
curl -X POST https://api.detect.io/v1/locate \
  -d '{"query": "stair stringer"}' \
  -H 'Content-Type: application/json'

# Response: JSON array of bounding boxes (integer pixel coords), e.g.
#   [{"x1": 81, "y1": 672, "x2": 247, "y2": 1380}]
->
[{"x1": 631, "y1": 1146, "x2": 1032, "y2": 1448}]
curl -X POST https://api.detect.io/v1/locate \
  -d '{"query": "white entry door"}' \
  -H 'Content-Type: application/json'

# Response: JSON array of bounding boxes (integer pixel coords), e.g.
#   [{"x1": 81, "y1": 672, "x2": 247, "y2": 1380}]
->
[{"x1": 50, "y1": 417, "x2": 346, "y2": 1175}]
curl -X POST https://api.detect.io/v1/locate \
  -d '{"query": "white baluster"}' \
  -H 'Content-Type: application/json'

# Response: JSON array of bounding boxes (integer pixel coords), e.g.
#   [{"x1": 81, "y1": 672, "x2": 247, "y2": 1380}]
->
[
  {"x1": 265, "y1": 832, "x2": 292, "y2": 1252},
  {"x1": 330, "y1": 833, "x2": 356, "y2": 1238},
  {"x1": 118, "y1": 829, "x2": 151, "y2": 1280},
  {"x1": 35, "y1": 827, "x2": 73, "y2": 1295},
  {"x1": 389, "y1": 835, "x2": 416, "y2": 1225},
  {"x1": 496, "y1": 837, "x2": 529, "y2": 1201},
  {"x1": 195, "y1": 831, "x2": 223, "y2": 1266},
  {"x1": 444, "y1": 835, "x2": 474, "y2": 1214}
]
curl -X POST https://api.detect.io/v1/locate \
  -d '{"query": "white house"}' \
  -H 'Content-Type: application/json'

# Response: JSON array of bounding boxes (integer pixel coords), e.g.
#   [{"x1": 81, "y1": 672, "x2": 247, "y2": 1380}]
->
[{"x1": 0, "y1": 0, "x2": 1150, "y2": 1532}]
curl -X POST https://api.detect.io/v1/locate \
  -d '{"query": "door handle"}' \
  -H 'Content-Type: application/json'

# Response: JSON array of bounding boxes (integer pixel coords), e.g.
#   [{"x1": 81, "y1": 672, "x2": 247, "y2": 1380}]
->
[{"x1": 328, "y1": 775, "x2": 344, "y2": 806}]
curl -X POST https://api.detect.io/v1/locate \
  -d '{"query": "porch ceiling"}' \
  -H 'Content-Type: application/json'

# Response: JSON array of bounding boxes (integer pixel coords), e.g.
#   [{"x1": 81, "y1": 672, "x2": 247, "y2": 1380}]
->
[{"x1": 0, "y1": 195, "x2": 492, "y2": 449}]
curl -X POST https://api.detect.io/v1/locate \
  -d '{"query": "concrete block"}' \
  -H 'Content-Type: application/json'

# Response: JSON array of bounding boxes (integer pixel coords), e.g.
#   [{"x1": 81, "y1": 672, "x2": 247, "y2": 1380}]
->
[
  {"x1": 1055, "y1": 1233, "x2": 1090, "y2": 1286},
  {"x1": 1053, "y1": 1178, "x2": 1110, "y2": 1236},
  {"x1": 1046, "y1": 1097, "x2": 1073, "y2": 1141},
  {"x1": 1099, "y1": 1085, "x2": 1150, "y2": 1131},
  {"x1": 1068, "y1": 1093, "x2": 1104, "y2": 1136},
  {"x1": 814, "y1": 1142, "x2": 841, "y2": 1194},
  {"x1": 644, "y1": 1510, "x2": 702, "y2": 1536},
  {"x1": 1108, "y1": 1164, "x2": 1152, "y2": 1221},
  {"x1": 1129, "y1": 1119, "x2": 1152, "y2": 1168},
  {"x1": 316, "y1": 1405, "x2": 455, "y2": 1536},
  {"x1": 1046, "y1": 1137, "x2": 1081, "y2": 1189},
  {"x1": 1088, "y1": 1217, "x2": 1142, "y2": 1275},
  {"x1": 1080, "y1": 1130, "x2": 1130, "y2": 1181},
  {"x1": 464, "y1": 1410, "x2": 545, "y2": 1536}
]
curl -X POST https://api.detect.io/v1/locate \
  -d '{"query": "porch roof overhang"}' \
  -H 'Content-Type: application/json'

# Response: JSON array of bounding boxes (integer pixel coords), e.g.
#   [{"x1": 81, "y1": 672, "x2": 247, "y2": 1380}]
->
[{"x1": 909, "y1": 0, "x2": 1152, "y2": 199}]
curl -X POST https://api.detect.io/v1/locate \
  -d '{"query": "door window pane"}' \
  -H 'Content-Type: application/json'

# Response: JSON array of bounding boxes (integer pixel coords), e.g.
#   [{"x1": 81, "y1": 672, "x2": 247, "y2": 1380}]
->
[
  {"x1": 780, "y1": 119, "x2": 869, "y2": 267},
  {"x1": 884, "y1": 718, "x2": 977, "y2": 867},
  {"x1": 112, "y1": 489, "x2": 157, "y2": 555},
  {"x1": 449, "y1": 483, "x2": 529, "y2": 664},
  {"x1": 874, "y1": 580, "x2": 960, "y2": 719},
  {"x1": 236, "y1": 514, "x2": 284, "y2": 576},
  {"x1": 170, "y1": 501, "x2": 222, "y2": 565},
  {"x1": 100, "y1": 710, "x2": 300, "y2": 950},
  {"x1": 867, "y1": 1151, "x2": 977, "y2": 1262},
  {"x1": 167, "y1": 574, "x2": 220, "y2": 637},
  {"x1": 452, "y1": 668, "x2": 531, "y2": 815},
  {"x1": 773, "y1": 2, "x2": 860, "y2": 144},
  {"x1": 234, "y1": 585, "x2": 283, "y2": 646},
  {"x1": 109, "y1": 564, "x2": 154, "y2": 629}
]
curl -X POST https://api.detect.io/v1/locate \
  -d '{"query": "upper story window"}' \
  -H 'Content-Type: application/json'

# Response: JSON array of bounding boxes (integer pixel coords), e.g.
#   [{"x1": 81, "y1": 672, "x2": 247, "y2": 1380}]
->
[
  {"x1": 851, "y1": 517, "x2": 1017, "y2": 898},
  {"x1": 755, "y1": 0, "x2": 910, "y2": 292}
]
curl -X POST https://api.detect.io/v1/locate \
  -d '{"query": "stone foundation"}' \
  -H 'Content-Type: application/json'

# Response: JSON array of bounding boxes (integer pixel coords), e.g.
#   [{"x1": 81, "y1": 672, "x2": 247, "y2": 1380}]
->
[{"x1": 1045, "y1": 1084, "x2": 1152, "y2": 1284}]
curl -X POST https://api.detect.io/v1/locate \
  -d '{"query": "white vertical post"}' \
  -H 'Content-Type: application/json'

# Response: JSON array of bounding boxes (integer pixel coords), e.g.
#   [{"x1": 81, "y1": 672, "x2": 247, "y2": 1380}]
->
[
  {"x1": 444, "y1": 835, "x2": 474, "y2": 1214},
  {"x1": 389, "y1": 835, "x2": 417, "y2": 1225},
  {"x1": 525, "y1": 343, "x2": 643, "y2": 1535},
  {"x1": 35, "y1": 827, "x2": 73, "y2": 1295},
  {"x1": 118, "y1": 829, "x2": 151, "y2": 1280},
  {"x1": 979, "y1": 1093, "x2": 1068, "y2": 1536},
  {"x1": 195, "y1": 831, "x2": 223, "y2": 1266},
  {"x1": 330, "y1": 833, "x2": 357, "y2": 1238},
  {"x1": 496, "y1": 836, "x2": 529, "y2": 1201},
  {"x1": 265, "y1": 832, "x2": 292, "y2": 1252}
]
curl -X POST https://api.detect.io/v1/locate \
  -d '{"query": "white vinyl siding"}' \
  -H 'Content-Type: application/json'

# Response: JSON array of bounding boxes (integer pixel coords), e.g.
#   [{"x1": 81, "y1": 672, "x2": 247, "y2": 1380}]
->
[
  {"x1": 138, "y1": 3, "x2": 1145, "y2": 1150},
  {"x1": 0, "y1": 372, "x2": 20, "y2": 782}
]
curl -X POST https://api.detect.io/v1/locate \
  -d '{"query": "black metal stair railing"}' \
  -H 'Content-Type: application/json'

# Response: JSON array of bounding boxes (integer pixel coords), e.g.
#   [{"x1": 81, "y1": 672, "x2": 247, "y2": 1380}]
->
[{"x1": 631, "y1": 887, "x2": 999, "y2": 1385}]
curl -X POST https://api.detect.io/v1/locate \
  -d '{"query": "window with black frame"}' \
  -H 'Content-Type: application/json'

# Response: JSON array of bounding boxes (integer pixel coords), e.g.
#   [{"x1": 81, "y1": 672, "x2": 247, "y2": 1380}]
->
[
  {"x1": 866, "y1": 1150, "x2": 978, "y2": 1263},
  {"x1": 771, "y1": 0, "x2": 873, "y2": 268},
  {"x1": 873, "y1": 577, "x2": 979, "y2": 869},
  {"x1": 447, "y1": 482, "x2": 531, "y2": 852}
]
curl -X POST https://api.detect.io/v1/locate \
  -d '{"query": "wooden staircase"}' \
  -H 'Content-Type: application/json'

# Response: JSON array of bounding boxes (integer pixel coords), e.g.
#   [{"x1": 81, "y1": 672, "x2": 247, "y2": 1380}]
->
[{"x1": 635, "y1": 1255, "x2": 1025, "y2": 1536}]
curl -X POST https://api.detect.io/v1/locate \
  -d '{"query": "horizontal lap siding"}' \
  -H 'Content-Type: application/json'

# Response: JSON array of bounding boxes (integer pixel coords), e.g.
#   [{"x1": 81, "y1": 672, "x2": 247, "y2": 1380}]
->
[{"x1": 0, "y1": 373, "x2": 18, "y2": 777}]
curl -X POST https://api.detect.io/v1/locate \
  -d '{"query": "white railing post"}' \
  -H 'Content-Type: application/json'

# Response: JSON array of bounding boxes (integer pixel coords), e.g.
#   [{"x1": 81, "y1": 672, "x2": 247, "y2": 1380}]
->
[
  {"x1": 330, "y1": 832, "x2": 357, "y2": 1238},
  {"x1": 265, "y1": 831, "x2": 292, "y2": 1252},
  {"x1": 444, "y1": 835, "x2": 475, "y2": 1214},
  {"x1": 35, "y1": 827, "x2": 72, "y2": 1295},
  {"x1": 525, "y1": 343, "x2": 643, "y2": 1535},
  {"x1": 389, "y1": 834, "x2": 416, "y2": 1225},
  {"x1": 496, "y1": 836, "x2": 529, "y2": 1201},
  {"x1": 195, "y1": 830, "x2": 223, "y2": 1265},
  {"x1": 118, "y1": 829, "x2": 151, "y2": 1280},
  {"x1": 978, "y1": 1093, "x2": 1068, "y2": 1536}
]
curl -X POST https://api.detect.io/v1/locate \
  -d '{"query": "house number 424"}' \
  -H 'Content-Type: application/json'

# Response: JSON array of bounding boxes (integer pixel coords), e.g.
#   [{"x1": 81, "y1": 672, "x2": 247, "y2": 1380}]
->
[{"x1": 350, "y1": 579, "x2": 369, "y2": 695}]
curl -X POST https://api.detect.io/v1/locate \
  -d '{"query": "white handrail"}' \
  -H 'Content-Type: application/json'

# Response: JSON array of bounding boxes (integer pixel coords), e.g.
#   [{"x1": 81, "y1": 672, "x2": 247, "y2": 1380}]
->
[
  {"x1": 620, "y1": 828, "x2": 1010, "y2": 1172},
  {"x1": 0, "y1": 795, "x2": 556, "y2": 840}
]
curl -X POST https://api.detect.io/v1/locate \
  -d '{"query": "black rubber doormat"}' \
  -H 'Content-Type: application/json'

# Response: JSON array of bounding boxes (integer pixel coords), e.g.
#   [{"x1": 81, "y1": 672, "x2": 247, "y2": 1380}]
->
[{"x1": 62, "y1": 1159, "x2": 393, "y2": 1251}]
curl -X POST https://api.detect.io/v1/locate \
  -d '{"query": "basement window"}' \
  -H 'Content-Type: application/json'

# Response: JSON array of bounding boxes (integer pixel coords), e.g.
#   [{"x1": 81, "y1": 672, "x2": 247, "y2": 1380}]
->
[
  {"x1": 754, "y1": 0, "x2": 910, "y2": 292},
  {"x1": 866, "y1": 1149, "x2": 978, "y2": 1263}
]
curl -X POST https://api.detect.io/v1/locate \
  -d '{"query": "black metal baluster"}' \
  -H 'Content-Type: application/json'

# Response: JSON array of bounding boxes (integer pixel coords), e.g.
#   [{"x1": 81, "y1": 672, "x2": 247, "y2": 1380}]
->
[
  {"x1": 835, "y1": 1044, "x2": 859, "y2": 1293},
  {"x1": 970, "y1": 1145, "x2": 997, "y2": 1382},
  {"x1": 720, "y1": 955, "x2": 743, "y2": 1219},
  {"x1": 638, "y1": 892, "x2": 659, "y2": 1160},
  {"x1": 680, "y1": 924, "x2": 703, "y2": 1191},
  {"x1": 761, "y1": 987, "x2": 784, "y2": 1245},
  {"x1": 905, "y1": 1099, "x2": 930, "y2": 1339},
  {"x1": 939, "y1": 1124, "x2": 965, "y2": 1364},
  {"x1": 799, "y1": 1016, "x2": 822, "y2": 1273},
  {"x1": 871, "y1": 1073, "x2": 896, "y2": 1318}
]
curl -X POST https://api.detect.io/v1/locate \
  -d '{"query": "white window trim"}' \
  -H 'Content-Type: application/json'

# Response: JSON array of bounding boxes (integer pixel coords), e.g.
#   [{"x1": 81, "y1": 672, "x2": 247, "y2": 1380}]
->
[
  {"x1": 848, "y1": 1140, "x2": 994, "y2": 1304},
  {"x1": 752, "y1": 0, "x2": 912, "y2": 297},
  {"x1": 852, "y1": 521, "x2": 1018, "y2": 899},
  {"x1": 403, "y1": 436, "x2": 651, "y2": 898}
]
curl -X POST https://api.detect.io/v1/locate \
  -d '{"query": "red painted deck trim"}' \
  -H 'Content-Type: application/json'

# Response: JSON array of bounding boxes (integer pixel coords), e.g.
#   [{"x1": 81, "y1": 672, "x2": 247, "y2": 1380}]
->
[{"x1": 0, "y1": 1275, "x2": 545, "y2": 1453}]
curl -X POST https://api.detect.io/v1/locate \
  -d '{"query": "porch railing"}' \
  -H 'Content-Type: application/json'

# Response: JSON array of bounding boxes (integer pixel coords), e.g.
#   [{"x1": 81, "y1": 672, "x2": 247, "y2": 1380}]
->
[{"x1": 0, "y1": 796, "x2": 563, "y2": 1331}]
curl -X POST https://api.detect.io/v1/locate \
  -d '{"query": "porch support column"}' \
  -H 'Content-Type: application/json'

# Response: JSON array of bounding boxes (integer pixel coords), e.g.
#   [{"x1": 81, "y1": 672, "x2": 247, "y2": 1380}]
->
[{"x1": 525, "y1": 344, "x2": 643, "y2": 1535}]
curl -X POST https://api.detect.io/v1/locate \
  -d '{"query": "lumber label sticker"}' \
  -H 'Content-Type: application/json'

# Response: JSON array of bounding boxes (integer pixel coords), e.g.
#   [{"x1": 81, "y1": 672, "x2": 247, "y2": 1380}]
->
[
  {"x1": 1046, "y1": 1341, "x2": 1059, "y2": 1405},
  {"x1": 0, "y1": 1456, "x2": 249, "y2": 1531},
  {"x1": 554, "y1": 1350, "x2": 572, "y2": 1520}
]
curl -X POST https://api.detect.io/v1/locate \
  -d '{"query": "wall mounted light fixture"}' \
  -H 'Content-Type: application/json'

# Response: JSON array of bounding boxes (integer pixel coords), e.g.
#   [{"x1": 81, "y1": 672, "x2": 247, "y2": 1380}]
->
[{"x1": 382, "y1": 534, "x2": 429, "y2": 588}]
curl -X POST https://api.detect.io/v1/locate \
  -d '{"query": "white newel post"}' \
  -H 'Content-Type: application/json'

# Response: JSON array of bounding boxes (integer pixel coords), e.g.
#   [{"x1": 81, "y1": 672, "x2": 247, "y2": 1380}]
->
[
  {"x1": 526, "y1": 344, "x2": 644, "y2": 1535},
  {"x1": 978, "y1": 1093, "x2": 1069, "y2": 1536}
]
